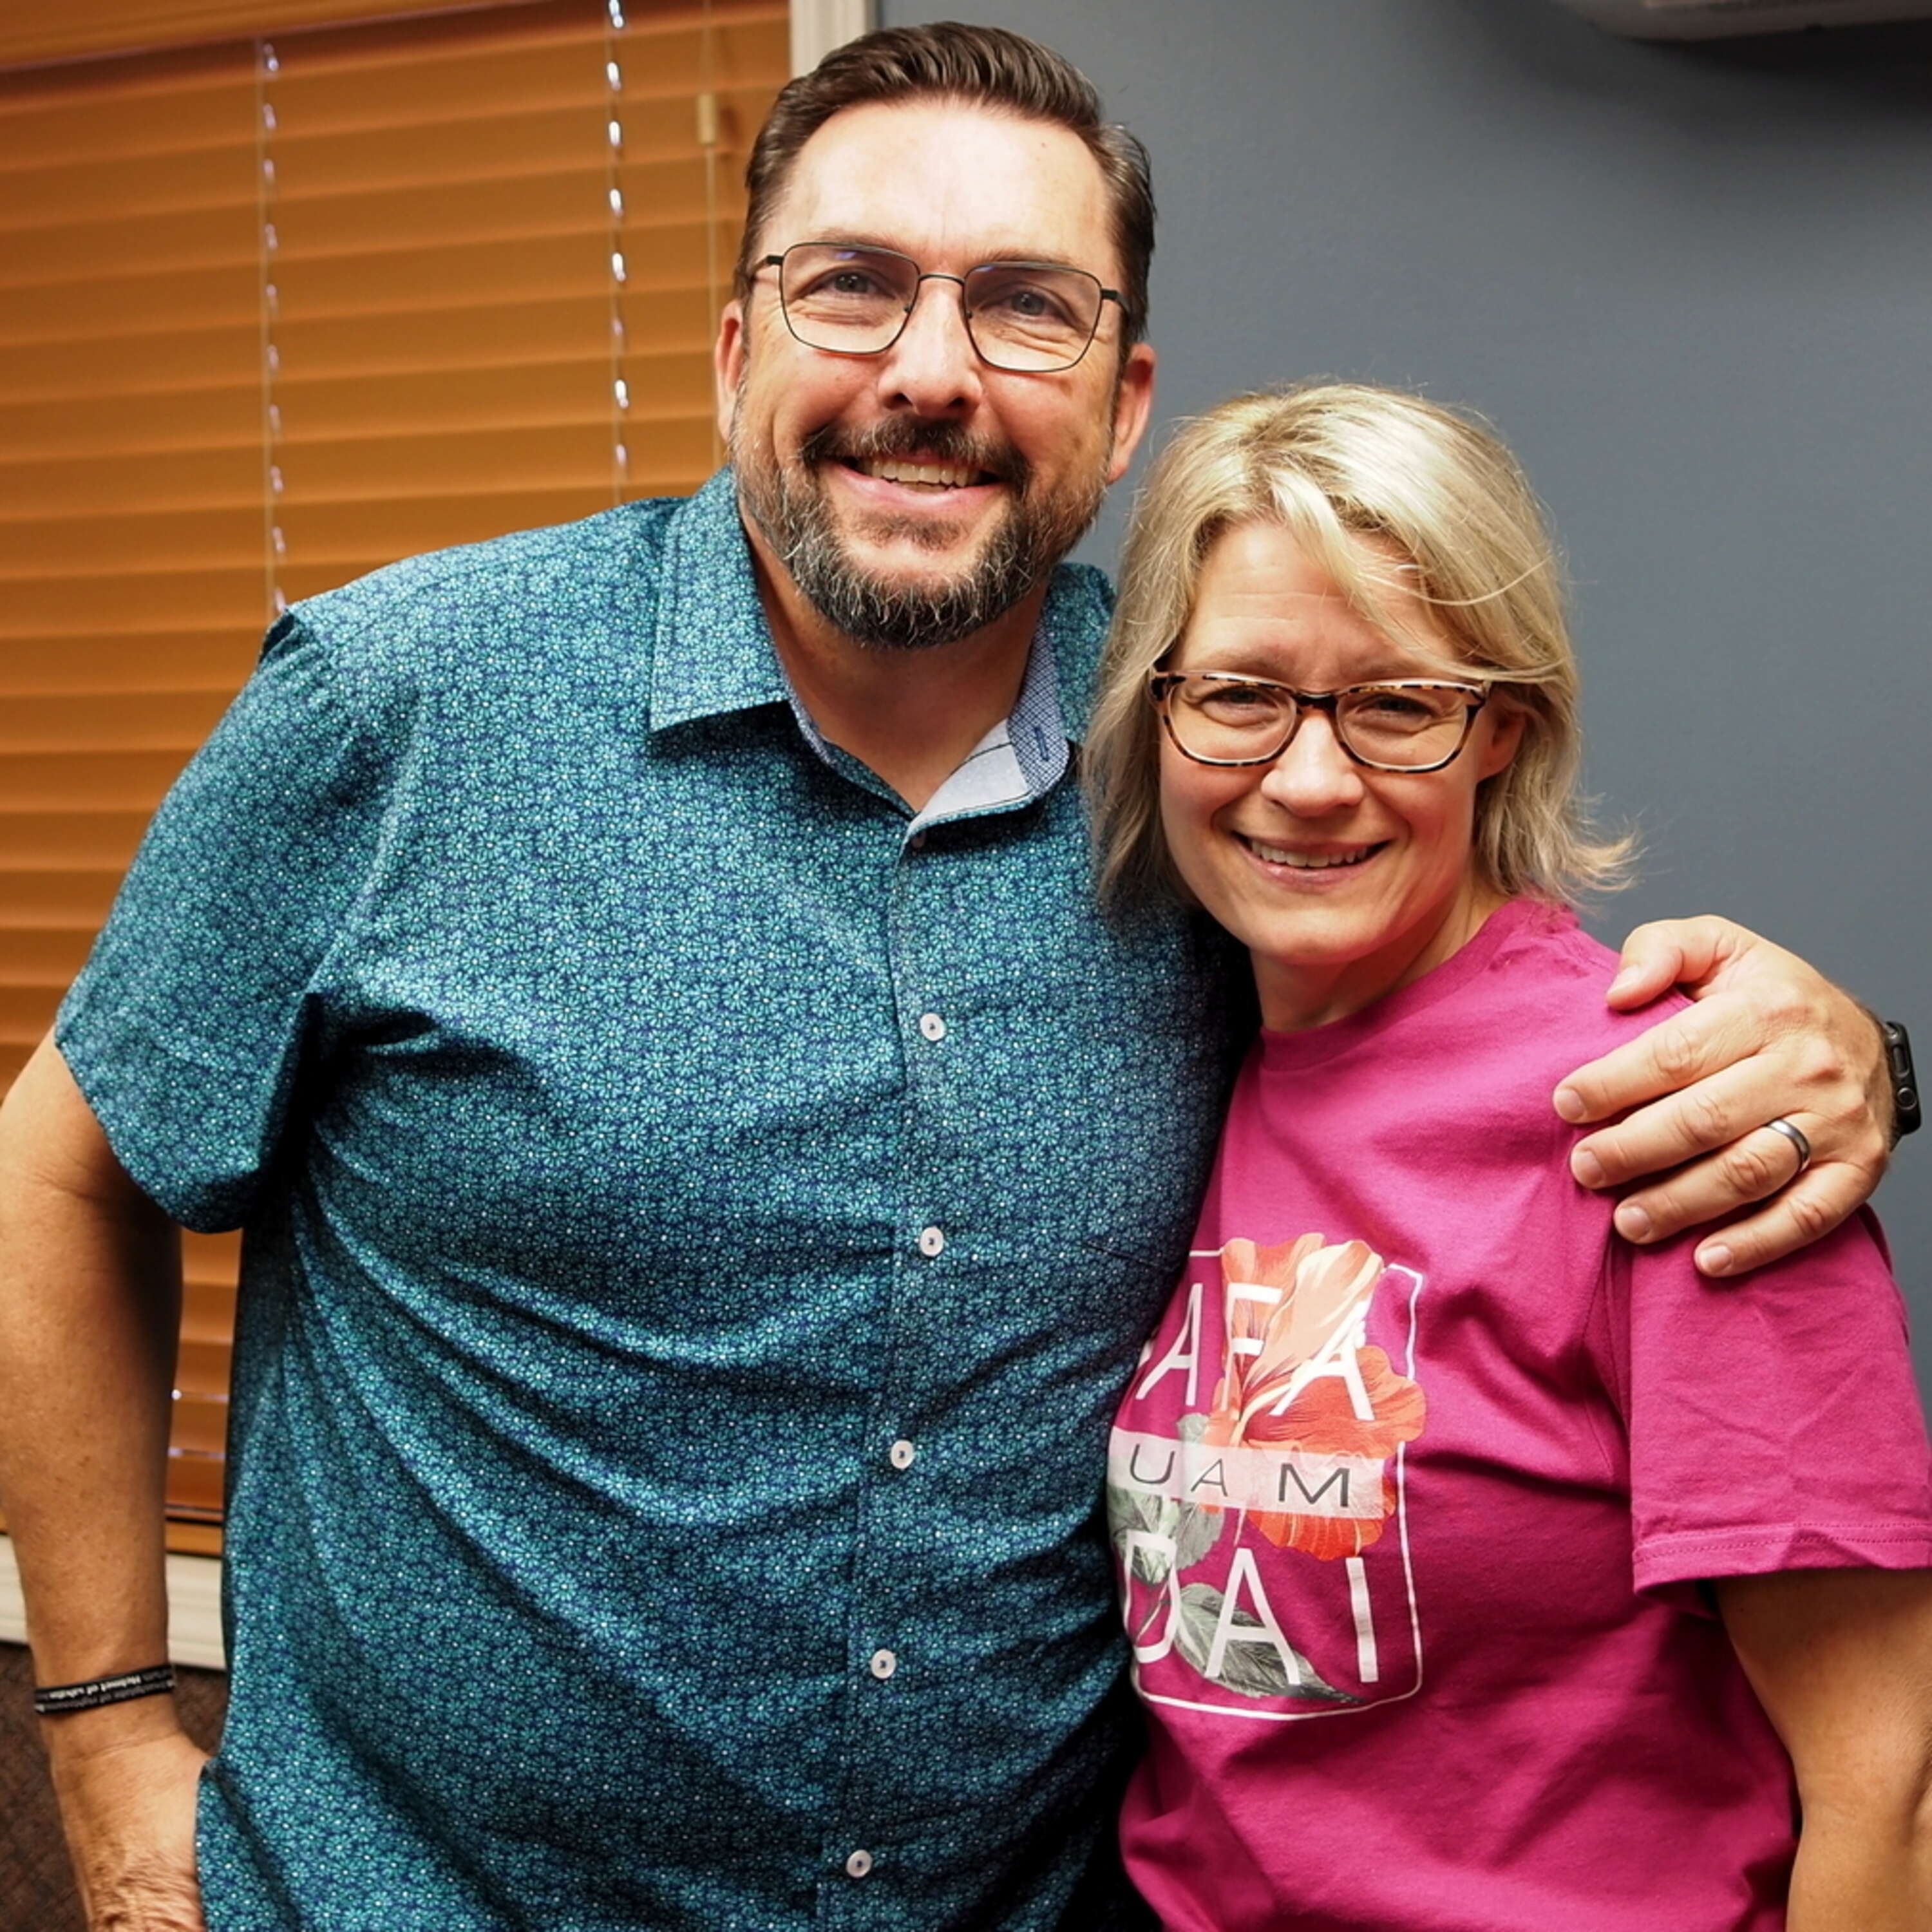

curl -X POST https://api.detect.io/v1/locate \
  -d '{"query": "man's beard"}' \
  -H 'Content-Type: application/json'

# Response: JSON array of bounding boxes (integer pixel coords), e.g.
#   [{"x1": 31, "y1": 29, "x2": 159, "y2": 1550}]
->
[{"x1": 731, "y1": 412, "x2": 1109, "y2": 652}]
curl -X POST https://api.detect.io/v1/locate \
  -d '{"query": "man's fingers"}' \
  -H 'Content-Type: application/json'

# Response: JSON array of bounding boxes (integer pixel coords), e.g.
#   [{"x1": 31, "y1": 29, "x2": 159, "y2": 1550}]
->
[
  {"x1": 1558, "y1": 1005, "x2": 1763, "y2": 1147},
  {"x1": 1569, "y1": 1009, "x2": 1877, "y2": 1193},
  {"x1": 1599, "y1": 1116, "x2": 1819, "y2": 1244},
  {"x1": 1604, "y1": 915, "x2": 1745, "y2": 1011},
  {"x1": 1689, "y1": 1168, "x2": 1864, "y2": 1278}
]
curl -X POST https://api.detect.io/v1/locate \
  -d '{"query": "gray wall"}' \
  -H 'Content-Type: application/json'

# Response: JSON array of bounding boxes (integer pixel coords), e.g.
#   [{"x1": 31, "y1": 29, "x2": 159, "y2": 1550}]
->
[{"x1": 884, "y1": 0, "x2": 1932, "y2": 1370}]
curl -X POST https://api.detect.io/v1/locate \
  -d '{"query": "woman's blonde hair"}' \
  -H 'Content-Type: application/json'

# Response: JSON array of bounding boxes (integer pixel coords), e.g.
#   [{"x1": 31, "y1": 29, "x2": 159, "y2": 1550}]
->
[{"x1": 1085, "y1": 381, "x2": 1633, "y2": 909}]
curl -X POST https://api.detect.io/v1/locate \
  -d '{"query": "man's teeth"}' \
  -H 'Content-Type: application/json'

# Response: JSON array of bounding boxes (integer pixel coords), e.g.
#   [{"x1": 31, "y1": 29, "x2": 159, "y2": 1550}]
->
[
  {"x1": 857, "y1": 458, "x2": 981, "y2": 489},
  {"x1": 1247, "y1": 840, "x2": 1377, "y2": 869}
]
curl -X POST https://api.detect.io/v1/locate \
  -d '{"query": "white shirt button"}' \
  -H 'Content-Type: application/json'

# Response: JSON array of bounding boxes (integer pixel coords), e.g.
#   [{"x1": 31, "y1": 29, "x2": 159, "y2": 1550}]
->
[
  {"x1": 845, "y1": 1849, "x2": 874, "y2": 1879},
  {"x1": 917, "y1": 1226, "x2": 945, "y2": 1257},
  {"x1": 869, "y1": 1647, "x2": 897, "y2": 1680},
  {"x1": 918, "y1": 1012, "x2": 947, "y2": 1042},
  {"x1": 889, "y1": 1438, "x2": 916, "y2": 1470}
]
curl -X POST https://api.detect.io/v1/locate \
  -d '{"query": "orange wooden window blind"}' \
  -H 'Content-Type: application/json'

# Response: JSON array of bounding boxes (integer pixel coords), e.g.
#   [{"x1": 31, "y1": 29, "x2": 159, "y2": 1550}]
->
[{"x1": 0, "y1": 0, "x2": 788, "y2": 1555}]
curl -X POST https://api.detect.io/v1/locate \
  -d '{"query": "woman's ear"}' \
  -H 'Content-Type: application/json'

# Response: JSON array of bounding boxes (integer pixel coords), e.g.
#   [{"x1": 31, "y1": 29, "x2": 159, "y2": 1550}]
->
[{"x1": 1477, "y1": 699, "x2": 1528, "y2": 781}]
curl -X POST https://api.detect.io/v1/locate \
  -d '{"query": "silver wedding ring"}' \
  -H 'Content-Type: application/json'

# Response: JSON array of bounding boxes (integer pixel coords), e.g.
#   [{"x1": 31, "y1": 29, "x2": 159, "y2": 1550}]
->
[{"x1": 1763, "y1": 1115, "x2": 1813, "y2": 1178}]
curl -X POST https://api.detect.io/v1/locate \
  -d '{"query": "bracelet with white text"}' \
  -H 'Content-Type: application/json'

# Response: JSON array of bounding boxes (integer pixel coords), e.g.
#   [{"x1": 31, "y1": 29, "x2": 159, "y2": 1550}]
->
[{"x1": 33, "y1": 1663, "x2": 177, "y2": 1717}]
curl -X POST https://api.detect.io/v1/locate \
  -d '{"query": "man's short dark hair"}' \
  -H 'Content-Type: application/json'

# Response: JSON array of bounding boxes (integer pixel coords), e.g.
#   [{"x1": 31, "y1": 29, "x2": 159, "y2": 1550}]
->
[{"x1": 735, "y1": 21, "x2": 1155, "y2": 346}]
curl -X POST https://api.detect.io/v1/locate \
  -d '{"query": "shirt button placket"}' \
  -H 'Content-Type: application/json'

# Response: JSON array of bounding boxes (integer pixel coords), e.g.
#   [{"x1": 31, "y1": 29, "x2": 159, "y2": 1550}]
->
[{"x1": 864, "y1": 835, "x2": 957, "y2": 1913}]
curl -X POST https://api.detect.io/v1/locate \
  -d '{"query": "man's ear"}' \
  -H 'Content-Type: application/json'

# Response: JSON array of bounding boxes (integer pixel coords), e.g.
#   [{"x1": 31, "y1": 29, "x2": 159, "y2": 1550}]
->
[
  {"x1": 714, "y1": 299, "x2": 746, "y2": 446},
  {"x1": 1105, "y1": 341, "x2": 1157, "y2": 486}
]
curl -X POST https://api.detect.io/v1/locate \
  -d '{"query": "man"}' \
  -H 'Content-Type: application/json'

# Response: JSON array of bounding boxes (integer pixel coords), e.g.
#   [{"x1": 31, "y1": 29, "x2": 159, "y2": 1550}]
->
[{"x1": 0, "y1": 25, "x2": 1901, "y2": 1932}]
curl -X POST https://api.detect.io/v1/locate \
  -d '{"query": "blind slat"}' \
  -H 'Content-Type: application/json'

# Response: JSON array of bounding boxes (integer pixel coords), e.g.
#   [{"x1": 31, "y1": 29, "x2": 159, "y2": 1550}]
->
[
  {"x1": 0, "y1": 265, "x2": 260, "y2": 345},
  {"x1": 0, "y1": 815, "x2": 153, "y2": 869},
  {"x1": 0, "y1": 930, "x2": 97, "y2": 986},
  {"x1": 0, "y1": 572, "x2": 269, "y2": 634},
  {"x1": 176, "y1": 1340, "x2": 232, "y2": 1401},
  {"x1": 0, "y1": 634, "x2": 261, "y2": 692},
  {"x1": 0, "y1": 752, "x2": 202, "y2": 810},
  {"x1": 0, "y1": 509, "x2": 267, "y2": 576},
  {"x1": 0, "y1": 352, "x2": 712, "y2": 465},
  {"x1": 0, "y1": 693, "x2": 234, "y2": 752},
  {"x1": 0, "y1": 284, "x2": 714, "y2": 384},
  {"x1": 0, "y1": 873, "x2": 124, "y2": 922}
]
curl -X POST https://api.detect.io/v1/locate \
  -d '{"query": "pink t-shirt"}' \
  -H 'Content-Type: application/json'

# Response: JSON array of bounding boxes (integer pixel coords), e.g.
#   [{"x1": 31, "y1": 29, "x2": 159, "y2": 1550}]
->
[{"x1": 1111, "y1": 899, "x2": 1932, "y2": 1932}]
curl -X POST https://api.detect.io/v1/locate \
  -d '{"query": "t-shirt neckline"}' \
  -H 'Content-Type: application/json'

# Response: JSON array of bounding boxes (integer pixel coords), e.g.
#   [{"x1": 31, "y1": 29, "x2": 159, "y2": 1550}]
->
[{"x1": 1256, "y1": 896, "x2": 1572, "y2": 1073}]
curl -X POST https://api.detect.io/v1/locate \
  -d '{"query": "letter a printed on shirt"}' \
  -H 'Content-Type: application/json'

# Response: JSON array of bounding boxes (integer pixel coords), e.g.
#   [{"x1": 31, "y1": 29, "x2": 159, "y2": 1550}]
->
[{"x1": 1109, "y1": 1235, "x2": 1427, "y2": 1721}]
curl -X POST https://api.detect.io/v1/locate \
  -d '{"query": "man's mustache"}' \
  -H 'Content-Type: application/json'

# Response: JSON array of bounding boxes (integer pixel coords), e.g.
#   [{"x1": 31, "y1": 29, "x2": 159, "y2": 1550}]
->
[{"x1": 797, "y1": 421, "x2": 1029, "y2": 489}]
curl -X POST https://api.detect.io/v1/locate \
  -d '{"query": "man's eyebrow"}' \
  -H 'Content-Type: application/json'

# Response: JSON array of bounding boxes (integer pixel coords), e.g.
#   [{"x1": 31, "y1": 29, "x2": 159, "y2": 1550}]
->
[{"x1": 792, "y1": 234, "x2": 1092, "y2": 271}]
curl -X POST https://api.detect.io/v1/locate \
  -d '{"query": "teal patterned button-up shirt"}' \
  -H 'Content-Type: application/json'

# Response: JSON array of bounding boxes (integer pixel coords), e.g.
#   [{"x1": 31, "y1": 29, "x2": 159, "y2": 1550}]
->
[{"x1": 59, "y1": 473, "x2": 1238, "y2": 1931}]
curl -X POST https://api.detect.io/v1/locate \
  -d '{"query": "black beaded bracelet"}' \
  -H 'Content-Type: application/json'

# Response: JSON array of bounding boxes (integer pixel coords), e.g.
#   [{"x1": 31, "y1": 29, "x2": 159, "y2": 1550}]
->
[{"x1": 33, "y1": 1663, "x2": 176, "y2": 1717}]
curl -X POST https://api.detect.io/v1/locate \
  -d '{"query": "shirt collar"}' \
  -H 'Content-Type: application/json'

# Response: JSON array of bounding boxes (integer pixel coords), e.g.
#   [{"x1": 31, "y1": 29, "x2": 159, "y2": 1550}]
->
[{"x1": 646, "y1": 470, "x2": 793, "y2": 732}]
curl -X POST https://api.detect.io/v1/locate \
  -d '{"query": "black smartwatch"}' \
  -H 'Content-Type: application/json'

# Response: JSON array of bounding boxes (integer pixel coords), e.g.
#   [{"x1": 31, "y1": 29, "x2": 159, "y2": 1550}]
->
[{"x1": 1883, "y1": 1020, "x2": 1920, "y2": 1142}]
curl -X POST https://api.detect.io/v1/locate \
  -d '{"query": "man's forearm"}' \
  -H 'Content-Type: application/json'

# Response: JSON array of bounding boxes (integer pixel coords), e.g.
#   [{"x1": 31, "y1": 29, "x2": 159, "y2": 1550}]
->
[{"x1": 0, "y1": 1036, "x2": 182, "y2": 1705}]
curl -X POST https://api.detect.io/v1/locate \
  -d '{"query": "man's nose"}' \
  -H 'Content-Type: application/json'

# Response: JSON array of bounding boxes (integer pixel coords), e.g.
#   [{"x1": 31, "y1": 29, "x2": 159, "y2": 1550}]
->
[
  {"x1": 875, "y1": 276, "x2": 984, "y2": 415},
  {"x1": 1258, "y1": 712, "x2": 1366, "y2": 815}
]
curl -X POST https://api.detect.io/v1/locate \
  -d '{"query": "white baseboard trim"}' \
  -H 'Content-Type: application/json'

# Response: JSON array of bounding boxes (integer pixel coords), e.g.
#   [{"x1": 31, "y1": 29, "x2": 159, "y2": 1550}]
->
[{"x1": 0, "y1": 1534, "x2": 226, "y2": 1672}]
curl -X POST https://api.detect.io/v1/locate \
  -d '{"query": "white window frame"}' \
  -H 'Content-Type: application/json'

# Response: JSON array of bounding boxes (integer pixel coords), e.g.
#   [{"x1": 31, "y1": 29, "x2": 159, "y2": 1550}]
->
[{"x1": 790, "y1": 0, "x2": 874, "y2": 74}]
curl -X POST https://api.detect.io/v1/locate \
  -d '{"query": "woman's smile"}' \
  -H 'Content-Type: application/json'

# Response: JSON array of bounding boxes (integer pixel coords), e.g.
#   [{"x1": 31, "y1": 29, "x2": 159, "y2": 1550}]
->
[{"x1": 1235, "y1": 835, "x2": 1387, "y2": 873}]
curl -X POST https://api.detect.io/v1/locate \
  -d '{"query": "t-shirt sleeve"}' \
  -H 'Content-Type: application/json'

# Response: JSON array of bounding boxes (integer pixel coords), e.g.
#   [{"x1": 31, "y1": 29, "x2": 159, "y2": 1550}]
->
[
  {"x1": 55, "y1": 611, "x2": 388, "y2": 1233},
  {"x1": 1609, "y1": 1209, "x2": 1932, "y2": 1605}
]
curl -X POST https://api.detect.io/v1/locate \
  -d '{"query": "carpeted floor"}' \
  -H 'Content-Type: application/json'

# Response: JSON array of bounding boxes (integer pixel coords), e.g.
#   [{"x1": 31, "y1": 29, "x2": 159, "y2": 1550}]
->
[{"x1": 0, "y1": 1643, "x2": 227, "y2": 1932}]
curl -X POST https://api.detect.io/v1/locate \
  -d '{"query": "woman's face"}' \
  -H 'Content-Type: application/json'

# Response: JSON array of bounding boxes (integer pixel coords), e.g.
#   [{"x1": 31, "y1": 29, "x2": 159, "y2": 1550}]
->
[{"x1": 1157, "y1": 520, "x2": 1524, "y2": 1031}]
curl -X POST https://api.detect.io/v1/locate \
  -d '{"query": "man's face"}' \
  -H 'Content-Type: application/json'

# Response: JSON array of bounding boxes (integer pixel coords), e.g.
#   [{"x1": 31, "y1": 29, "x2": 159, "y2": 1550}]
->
[{"x1": 715, "y1": 99, "x2": 1155, "y2": 650}]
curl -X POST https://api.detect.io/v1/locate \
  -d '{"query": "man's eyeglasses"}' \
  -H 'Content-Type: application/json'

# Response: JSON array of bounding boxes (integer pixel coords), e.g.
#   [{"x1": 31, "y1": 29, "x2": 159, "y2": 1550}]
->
[
  {"x1": 1150, "y1": 672, "x2": 1492, "y2": 773},
  {"x1": 757, "y1": 242, "x2": 1122, "y2": 373}
]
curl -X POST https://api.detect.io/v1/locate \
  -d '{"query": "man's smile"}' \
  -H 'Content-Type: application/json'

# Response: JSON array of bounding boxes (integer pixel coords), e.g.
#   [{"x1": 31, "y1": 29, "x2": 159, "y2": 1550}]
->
[{"x1": 848, "y1": 456, "x2": 998, "y2": 489}]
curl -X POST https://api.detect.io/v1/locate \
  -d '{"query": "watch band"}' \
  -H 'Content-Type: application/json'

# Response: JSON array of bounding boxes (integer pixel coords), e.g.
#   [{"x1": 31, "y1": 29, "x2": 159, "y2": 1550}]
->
[{"x1": 1883, "y1": 1020, "x2": 1920, "y2": 1141}]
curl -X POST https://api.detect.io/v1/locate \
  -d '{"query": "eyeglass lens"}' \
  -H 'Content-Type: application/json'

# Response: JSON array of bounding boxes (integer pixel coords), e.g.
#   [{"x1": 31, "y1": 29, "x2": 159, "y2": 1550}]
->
[
  {"x1": 777, "y1": 244, "x2": 1106, "y2": 371},
  {"x1": 1164, "y1": 677, "x2": 1477, "y2": 769}
]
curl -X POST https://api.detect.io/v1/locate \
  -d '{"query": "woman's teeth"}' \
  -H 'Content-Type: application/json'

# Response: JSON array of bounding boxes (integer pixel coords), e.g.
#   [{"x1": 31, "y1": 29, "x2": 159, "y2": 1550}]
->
[
  {"x1": 857, "y1": 458, "x2": 981, "y2": 489},
  {"x1": 1247, "y1": 840, "x2": 1378, "y2": 869}
]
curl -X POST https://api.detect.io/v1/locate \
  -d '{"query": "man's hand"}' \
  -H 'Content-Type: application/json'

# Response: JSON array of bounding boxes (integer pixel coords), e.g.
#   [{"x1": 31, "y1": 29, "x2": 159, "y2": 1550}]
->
[
  {"x1": 1553, "y1": 916, "x2": 1890, "y2": 1277},
  {"x1": 47, "y1": 1713, "x2": 209, "y2": 1932}
]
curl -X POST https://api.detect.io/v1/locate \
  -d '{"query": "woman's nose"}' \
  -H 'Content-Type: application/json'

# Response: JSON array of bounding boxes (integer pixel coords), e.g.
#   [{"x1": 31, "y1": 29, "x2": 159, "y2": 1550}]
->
[{"x1": 1257, "y1": 712, "x2": 1366, "y2": 815}]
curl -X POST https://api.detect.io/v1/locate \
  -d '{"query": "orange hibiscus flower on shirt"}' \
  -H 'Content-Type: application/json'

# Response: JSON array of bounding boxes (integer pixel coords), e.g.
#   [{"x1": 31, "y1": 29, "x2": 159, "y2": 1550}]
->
[{"x1": 1204, "y1": 1235, "x2": 1426, "y2": 1560}]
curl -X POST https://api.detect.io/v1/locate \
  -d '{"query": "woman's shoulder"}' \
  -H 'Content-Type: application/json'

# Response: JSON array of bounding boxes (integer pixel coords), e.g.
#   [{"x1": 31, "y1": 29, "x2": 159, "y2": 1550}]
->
[{"x1": 1479, "y1": 898, "x2": 1693, "y2": 1068}]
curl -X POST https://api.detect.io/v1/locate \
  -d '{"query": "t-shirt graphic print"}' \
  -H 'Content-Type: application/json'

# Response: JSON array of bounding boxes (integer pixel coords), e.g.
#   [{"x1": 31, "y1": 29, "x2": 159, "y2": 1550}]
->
[{"x1": 1109, "y1": 1233, "x2": 1427, "y2": 1717}]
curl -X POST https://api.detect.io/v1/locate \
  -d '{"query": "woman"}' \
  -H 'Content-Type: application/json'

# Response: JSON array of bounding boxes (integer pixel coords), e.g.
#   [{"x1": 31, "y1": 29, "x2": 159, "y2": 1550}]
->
[{"x1": 1084, "y1": 383, "x2": 1932, "y2": 1930}]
